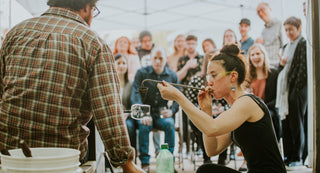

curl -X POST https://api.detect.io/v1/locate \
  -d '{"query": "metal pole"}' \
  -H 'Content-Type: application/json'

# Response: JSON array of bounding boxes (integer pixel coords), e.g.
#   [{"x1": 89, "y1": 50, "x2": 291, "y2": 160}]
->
[
  {"x1": 306, "y1": 0, "x2": 314, "y2": 169},
  {"x1": 144, "y1": 0, "x2": 148, "y2": 30},
  {"x1": 9, "y1": 0, "x2": 11, "y2": 29}
]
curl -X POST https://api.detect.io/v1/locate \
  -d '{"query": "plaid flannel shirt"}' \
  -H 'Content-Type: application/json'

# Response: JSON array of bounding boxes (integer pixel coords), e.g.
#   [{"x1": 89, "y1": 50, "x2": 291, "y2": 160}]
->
[{"x1": 0, "y1": 7, "x2": 133, "y2": 166}]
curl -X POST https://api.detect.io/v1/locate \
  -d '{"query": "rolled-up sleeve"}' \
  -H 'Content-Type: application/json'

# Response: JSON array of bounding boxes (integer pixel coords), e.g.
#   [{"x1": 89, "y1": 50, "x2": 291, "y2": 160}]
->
[{"x1": 88, "y1": 43, "x2": 134, "y2": 167}]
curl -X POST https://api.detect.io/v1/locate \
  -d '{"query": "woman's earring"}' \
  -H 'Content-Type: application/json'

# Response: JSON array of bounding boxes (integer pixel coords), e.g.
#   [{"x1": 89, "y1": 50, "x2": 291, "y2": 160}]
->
[{"x1": 231, "y1": 86, "x2": 236, "y2": 91}]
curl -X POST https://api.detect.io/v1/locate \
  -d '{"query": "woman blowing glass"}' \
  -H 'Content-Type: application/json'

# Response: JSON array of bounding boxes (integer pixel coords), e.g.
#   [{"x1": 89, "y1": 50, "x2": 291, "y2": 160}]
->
[{"x1": 157, "y1": 44, "x2": 286, "y2": 173}]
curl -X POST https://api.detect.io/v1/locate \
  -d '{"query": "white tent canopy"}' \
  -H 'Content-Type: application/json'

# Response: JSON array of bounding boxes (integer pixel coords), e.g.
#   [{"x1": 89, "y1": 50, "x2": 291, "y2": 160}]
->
[{"x1": 1, "y1": 0, "x2": 305, "y2": 49}]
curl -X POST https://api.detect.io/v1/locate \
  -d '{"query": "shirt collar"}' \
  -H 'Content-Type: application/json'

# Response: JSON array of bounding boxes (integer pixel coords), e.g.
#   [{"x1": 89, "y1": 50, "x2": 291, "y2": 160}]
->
[
  {"x1": 42, "y1": 7, "x2": 89, "y2": 27},
  {"x1": 146, "y1": 66, "x2": 170, "y2": 75},
  {"x1": 291, "y1": 34, "x2": 302, "y2": 44}
]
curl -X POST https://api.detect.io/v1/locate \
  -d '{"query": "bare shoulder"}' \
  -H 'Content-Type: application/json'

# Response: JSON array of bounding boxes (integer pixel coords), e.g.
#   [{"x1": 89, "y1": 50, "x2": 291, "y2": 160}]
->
[{"x1": 232, "y1": 95, "x2": 264, "y2": 122}]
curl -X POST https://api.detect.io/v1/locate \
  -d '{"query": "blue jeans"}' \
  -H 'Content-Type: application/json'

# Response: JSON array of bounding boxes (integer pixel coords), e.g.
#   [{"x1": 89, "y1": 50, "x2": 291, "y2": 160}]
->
[
  {"x1": 126, "y1": 117, "x2": 138, "y2": 149},
  {"x1": 138, "y1": 117, "x2": 175, "y2": 165}
]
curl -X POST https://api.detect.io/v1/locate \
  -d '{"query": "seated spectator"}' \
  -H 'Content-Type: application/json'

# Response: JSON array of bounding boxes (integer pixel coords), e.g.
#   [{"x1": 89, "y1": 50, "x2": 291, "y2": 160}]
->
[
  {"x1": 113, "y1": 36, "x2": 141, "y2": 81},
  {"x1": 131, "y1": 47, "x2": 179, "y2": 172},
  {"x1": 114, "y1": 53, "x2": 138, "y2": 150}
]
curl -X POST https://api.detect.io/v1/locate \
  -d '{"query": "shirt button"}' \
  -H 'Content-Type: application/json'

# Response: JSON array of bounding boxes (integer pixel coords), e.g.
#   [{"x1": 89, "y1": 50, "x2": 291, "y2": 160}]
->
[
  {"x1": 156, "y1": 92, "x2": 159, "y2": 95},
  {"x1": 155, "y1": 100, "x2": 158, "y2": 104}
]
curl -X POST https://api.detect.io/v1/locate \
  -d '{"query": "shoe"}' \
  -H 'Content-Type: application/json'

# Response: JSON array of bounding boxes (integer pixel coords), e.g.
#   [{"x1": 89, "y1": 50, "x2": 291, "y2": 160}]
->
[
  {"x1": 174, "y1": 168, "x2": 178, "y2": 173},
  {"x1": 238, "y1": 166, "x2": 248, "y2": 172},
  {"x1": 285, "y1": 161, "x2": 305, "y2": 171},
  {"x1": 141, "y1": 164, "x2": 150, "y2": 173},
  {"x1": 217, "y1": 157, "x2": 230, "y2": 165},
  {"x1": 238, "y1": 161, "x2": 247, "y2": 172},
  {"x1": 203, "y1": 158, "x2": 212, "y2": 164}
]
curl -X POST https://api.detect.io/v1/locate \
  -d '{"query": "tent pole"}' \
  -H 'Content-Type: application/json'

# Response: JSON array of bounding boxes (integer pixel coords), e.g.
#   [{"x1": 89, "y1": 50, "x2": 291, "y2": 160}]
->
[
  {"x1": 311, "y1": 0, "x2": 320, "y2": 172},
  {"x1": 9, "y1": 0, "x2": 12, "y2": 29}
]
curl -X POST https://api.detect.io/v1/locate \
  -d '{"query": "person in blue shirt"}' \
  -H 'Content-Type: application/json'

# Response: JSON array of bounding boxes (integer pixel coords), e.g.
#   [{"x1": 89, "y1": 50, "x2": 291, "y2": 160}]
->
[
  {"x1": 131, "y1": 47, "x2": 179, "y2": 172},
  {"x1": 239, "y1": 18, "x2": 254, "y2": 55}
]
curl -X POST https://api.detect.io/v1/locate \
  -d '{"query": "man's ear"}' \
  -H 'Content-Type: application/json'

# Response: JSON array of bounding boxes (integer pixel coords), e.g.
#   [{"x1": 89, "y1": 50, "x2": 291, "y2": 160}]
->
[{"x1": 83, "y1": 4, "x2": 91, "y2": 13}]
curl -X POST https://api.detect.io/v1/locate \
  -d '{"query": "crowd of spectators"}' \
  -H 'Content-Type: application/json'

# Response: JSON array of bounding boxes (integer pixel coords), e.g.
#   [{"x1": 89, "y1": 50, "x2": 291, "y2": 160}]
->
[{"x1": 0, "y1": 1, "x2": 308, "y2": 172}]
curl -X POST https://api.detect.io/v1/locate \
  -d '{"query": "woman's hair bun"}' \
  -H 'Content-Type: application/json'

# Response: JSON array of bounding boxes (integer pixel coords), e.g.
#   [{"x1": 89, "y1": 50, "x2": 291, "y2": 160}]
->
[{"x1": 220, "y1": 43, "x2": 240, "y2": 57}]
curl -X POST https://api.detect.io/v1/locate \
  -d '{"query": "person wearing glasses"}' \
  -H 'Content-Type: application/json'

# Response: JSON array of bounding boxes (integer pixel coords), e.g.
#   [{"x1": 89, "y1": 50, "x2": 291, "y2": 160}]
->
[
  {"x1": 157, "y1": 44, "x2": 286, "y2": 173},
  {"x1": 0, "y1": 0, "x2": 143, "y2": 172},
  {"x1": 256, "y1": 2, "x2": 286, "y2": 68}
]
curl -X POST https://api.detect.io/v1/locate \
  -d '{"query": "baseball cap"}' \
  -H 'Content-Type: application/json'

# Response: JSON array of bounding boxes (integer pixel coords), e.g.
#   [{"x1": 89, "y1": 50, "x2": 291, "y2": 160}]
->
[{"x1": 239, "y1": 18, "x2": 251, "y2": 26}]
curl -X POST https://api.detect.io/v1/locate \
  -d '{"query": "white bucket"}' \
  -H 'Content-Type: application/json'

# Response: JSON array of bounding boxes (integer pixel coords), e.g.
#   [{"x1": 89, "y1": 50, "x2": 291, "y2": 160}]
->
[{"x1": 0, "y1": 148, "x2": 82, "y2": 173}]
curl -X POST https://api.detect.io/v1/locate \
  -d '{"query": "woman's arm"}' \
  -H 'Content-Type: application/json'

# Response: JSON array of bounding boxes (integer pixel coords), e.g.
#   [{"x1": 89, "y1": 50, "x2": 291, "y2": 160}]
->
[
  {"x1": 203, "y1": 133, "x2": 232, "y2": 156},
  {"x1": 158, "y1": 82, "x2": 260, "y2": 136}
]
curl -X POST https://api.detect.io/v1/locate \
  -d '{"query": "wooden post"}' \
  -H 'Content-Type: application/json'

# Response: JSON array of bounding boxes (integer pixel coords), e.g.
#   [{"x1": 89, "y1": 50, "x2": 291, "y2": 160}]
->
[{"x1": 311, "y1": 0, "x2": 320, "y2": 172}]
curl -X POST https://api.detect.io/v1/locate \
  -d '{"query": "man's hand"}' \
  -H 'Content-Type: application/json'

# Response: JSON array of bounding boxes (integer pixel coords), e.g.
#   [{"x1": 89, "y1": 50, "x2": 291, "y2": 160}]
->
[
  {"x1": 185, "y1": 59, "x2": 198, "y2": 69},
  {"x1": 160, "y1": 109, "x2": 173, "y2": 118},
  {"x1": 140, "y1": 116, "x2": 152, "y2": 126}
]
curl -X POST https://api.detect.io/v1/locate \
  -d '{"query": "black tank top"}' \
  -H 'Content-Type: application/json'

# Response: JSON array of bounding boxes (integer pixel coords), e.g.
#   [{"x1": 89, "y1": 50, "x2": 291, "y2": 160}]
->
[{"x1": 231, "y1": 94, "x2": 286, "y2": 173}]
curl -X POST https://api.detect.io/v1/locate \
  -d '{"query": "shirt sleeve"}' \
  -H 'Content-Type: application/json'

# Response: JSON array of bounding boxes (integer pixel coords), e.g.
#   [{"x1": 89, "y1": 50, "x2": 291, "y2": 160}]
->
[
  {"x1": 170, "y1": 73, "x2": 180, "y2": 115},
  {"x1": 130, "y1": 69, "x2": 144, "y2": 105},
  {"x1": 87, "y1": 43, "x2": 134, "y2": 167}
]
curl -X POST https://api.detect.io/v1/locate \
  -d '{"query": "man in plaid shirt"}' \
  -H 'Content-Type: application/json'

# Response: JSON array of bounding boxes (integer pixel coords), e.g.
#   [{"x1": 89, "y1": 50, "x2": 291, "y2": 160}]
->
[{"x1": 0, "y1": 0, "x2": 143, "y2": 172}]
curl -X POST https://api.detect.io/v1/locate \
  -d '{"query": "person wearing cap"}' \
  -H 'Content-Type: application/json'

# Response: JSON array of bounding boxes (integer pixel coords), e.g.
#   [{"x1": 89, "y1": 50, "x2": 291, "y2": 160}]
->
[
  {"x1": 256, "y1": 2, "x2": 286, "y2": 68},
  {"x1": 239, "y1": 18, "x2": 254, "y2": 55},
  {"x1": 136, "y1": 30, "x2": 155, "y2": 67}
]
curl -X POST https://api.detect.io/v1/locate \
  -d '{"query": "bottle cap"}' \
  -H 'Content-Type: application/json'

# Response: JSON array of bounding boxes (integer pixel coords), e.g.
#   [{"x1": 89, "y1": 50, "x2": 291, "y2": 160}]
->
[{"x1": 161, "y1": 143, "x2": 169, "y2": 149}]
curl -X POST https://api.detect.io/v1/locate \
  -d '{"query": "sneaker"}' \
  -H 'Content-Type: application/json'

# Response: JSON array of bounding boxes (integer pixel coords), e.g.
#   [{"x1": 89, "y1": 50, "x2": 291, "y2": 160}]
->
[
  {"x1": 285, "y1": 161, "x2": 305, "y2": 171},
  {"x1": 203, "y1": 158, "x2": 212, "y2": 164},
  {"x1": 141, "y1": 164, "x2": 150, "y2": 173},
  {"x1": 217, "y1": 157, "x2": 230, "y2": 165},
  {"x1": 238, "y1": 160, "x2": 247, "y2": 172}
]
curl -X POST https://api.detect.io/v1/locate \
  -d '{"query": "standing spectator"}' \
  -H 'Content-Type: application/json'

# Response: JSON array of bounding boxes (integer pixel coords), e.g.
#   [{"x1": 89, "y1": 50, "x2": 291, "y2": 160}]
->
[
  {"x1": 131, "y1": 36, "x2": 140, "y2": 52},
  {"x1": 223, "y1": 29, "x2": 238, "y2": 46},
  {"x1": 222, "y1": 29, "x2": 239, "y2": 163},
  {"x1": 239, "y1": 18, "x2": 254, "y2": 55},
  {"x1": 131, "y1": 47, "x2": 179, "y2": 172},
  {"x1": 177, "y1": 35, "x2": 203, "y2": 154},
  {"x1": 136, "y1": 30, "x2": 155, "y2": 67},
  {"x1": 114, "y1": 53, "x2": 138, "y2": 152},
  {"x1": 245, "y1": 43, "x2": 286, "y2": 172},
  {"x1": 185, "y1": 49, "x2": 228, "y2": 164},
  {"x1": 0, "y1": 0, "x2": 143, "y2": 172},
  {"x1": 113, "y1": 36, "x2": 141, "y2": 81},
  {"x1": 202, "y1": 38, "x2": 217, "y2": 53},
  {"x1": 276, "y1": 16, "x2": 307, "y2": 169},
  {"x1": 256, "y1": 2, "x2": 286, "y2": 67},
  {"x1": 167, "y1": 34, "x2": 186, "y2": 72}
]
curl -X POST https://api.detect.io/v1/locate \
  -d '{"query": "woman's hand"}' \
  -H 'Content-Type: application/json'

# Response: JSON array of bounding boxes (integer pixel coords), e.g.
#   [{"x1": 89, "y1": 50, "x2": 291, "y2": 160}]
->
[
  {"x1": 278, "y1": 52, "x2": 288, "y2": 66},
  {"x1": 157, "y1": 81, "x2": 182, "y2": 101},
  {"x1": 198, "y1": 86, "x2": 213, "y2": 115}
]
